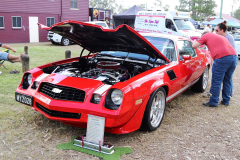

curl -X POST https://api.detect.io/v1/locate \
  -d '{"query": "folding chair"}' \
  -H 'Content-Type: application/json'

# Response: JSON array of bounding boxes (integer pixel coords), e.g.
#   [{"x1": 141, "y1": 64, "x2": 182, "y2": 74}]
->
[
  {"x1": 0, "y1": 60, "x2": 7, "y2": 69},
  {"x1": 0, "y1": 49, "x2": 9, "y2": 70}
]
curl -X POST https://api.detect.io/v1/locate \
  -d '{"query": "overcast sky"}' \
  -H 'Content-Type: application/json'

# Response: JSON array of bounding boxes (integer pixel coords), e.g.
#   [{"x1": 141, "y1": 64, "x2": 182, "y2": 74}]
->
[{"x1": 122, "y1": 0, "x2": 240, "y2": 15}]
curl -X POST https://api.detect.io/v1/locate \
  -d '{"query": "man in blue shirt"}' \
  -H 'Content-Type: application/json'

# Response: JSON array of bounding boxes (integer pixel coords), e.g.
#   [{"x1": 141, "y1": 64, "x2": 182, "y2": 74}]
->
[
  {"x1": 0, "y1": 42, "x2": 24, "y2": 63},
  {"x1": 215, "y1": 21, "x2": 238, "y2": 99}
]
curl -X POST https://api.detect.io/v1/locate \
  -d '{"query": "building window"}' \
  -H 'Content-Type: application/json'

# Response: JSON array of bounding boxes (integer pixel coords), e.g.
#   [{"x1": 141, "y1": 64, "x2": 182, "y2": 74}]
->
[
  {"x1": 71, "y1": 0, "x2": 78, "y2": 9},
  {"x1": 0, "y1": 16, "x2": 4, "y2": 28},
  {"x1": 47, "y1": 17, "x2": 55, "y2": 27},
  {"x1": 12, "y1": 16, "x2": 22, "y2": 28}
]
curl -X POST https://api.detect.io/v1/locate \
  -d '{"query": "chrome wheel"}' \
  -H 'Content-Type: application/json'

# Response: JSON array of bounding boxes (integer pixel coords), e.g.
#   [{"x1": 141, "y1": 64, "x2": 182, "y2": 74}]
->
[
  {"x1": 141, "y1": 87, "x2": 166, "y2": 131},
  {"x1": 61, "y1": 38, "x2": 70, "y2": 46},
  {"x1": 150, "y1": 90, "x2": 165, "y2": 128},
  {"x1": 202, "y1": 67, "x2": 209, "y2": 90}
]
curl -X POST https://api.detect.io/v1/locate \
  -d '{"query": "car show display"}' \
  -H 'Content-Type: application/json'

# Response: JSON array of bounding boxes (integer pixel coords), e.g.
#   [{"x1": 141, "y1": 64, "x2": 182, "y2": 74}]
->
[{"x1": 15, "y1": 20, "x2": 212, "y2": 137}]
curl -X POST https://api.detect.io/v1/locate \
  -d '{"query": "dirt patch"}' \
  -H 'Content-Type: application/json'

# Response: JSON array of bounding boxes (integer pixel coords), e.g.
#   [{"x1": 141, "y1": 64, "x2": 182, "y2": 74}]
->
[{"x1": 1, "y1": 59, "x2": 240, "y2": 159}]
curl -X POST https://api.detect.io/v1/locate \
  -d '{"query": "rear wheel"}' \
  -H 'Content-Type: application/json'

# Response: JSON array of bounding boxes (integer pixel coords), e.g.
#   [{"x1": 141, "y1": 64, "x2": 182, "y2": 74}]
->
[
  {"x1": 61, "y1": 38, "x2": 70, "y2": 46},
  {"x1": 51, "y1": 40, "x2": 57, "y2": 44},
  {"x1": 191, "y1": 66, "x2": 209, "y2": 92},
  {"x1": 141, "y1": 87, "x2": 166, "y2": 131}
]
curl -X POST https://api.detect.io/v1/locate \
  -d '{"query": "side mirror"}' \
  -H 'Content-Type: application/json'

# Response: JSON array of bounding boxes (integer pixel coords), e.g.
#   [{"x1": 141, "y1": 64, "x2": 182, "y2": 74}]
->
[{"x1": 182, "y1": 55, "x2": 191, "y2": 62}]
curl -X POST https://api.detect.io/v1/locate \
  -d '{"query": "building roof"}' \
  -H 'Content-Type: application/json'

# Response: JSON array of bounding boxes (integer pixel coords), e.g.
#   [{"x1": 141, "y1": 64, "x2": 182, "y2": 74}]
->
[{"x1": 212, "y1": 14, "x2": 240, "y2": 23}]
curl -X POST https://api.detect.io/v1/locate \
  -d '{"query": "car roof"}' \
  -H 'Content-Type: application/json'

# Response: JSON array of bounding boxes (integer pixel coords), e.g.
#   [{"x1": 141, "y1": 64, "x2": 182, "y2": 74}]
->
[{"x1": 86, "y1": 21, "x2": 107, "y2": 24}]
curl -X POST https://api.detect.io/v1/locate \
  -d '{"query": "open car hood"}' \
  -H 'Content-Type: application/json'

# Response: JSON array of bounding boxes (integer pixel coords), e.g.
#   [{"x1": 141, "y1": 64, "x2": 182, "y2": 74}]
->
[{"x1": 38, "y1": 20, "x2": 169, "y2": 62}]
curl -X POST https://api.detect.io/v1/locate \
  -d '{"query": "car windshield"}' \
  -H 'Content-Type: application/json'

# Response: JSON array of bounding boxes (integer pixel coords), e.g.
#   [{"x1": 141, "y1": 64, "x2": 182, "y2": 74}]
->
[
  {"x1": 98, "y1": 36, "x2": 177, "y2": 62},
  {"x1": 234, "y1": 34, "x2": 240, "y2": 41},
  {"x1": 95, "y1": 23, "x2": 107, "y2": 28},
  {"x1": 174, "y1": 19, "x2": 195, "y2": 30}
]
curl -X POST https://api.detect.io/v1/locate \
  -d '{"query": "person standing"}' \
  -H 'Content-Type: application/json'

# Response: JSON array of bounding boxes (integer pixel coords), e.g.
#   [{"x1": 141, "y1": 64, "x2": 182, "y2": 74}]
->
[
  {"x1": 192, "y1": 32, "x2": 237, "y2": 107},
  {"x1": 204, "y1": 24, "x2": 211, "y2": 33},
  {"x1": 0, "y1": 43, "x2": 24, "y2": 63},
  {"x1": 215, "y1": 21, "x2": 238, "y2": 98}
]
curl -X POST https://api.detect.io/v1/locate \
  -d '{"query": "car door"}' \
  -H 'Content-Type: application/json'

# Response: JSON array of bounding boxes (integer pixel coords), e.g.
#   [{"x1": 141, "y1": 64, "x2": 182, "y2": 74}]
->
[
  {"x1": 163, "y1": 19, "x2": 178, "y2": 35},
  {"x1": 177, "y1": 40, "x2": 203, "y2": 88}
]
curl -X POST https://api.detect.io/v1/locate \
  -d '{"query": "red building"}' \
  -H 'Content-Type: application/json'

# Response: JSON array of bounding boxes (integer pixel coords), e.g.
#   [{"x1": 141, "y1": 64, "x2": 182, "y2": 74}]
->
[{"x1": 0, "y1": 0, "x2": 89, "y2": 43}]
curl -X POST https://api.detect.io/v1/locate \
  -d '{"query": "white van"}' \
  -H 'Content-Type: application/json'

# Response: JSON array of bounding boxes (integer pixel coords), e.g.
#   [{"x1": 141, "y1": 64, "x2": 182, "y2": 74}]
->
[
  {"x1": 134, "y1": 11, "x2": 201, "y2": 40},
  {"x1": 47, "y1": 21, "x2": 109, "y2": 46}
]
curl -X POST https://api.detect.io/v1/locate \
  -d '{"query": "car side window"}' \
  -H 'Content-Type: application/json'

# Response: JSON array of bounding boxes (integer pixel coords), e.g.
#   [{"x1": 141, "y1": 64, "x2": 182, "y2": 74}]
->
[
  {"x1": 177, "y1": 40, "x2": 197, "y2": 60},
  {"x1": 162, "y1": 40, "x2": 177, "y2": 62},
  {"x1": 165, "y1": 19, "x2": 176, "y2": 31}
]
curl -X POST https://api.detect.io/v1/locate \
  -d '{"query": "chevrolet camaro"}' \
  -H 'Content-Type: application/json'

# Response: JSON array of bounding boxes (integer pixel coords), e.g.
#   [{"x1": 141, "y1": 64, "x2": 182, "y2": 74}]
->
[{"x1": 15, "y1": 20, "x2": 212, "y2": 134}]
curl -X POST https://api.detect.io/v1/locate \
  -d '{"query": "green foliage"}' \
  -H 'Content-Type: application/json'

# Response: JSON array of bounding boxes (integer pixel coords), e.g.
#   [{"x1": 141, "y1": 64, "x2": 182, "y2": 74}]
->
[
  {"x1": 137, "y1": 4, "x2": 146, "y2": 10},
  {"x1": 233, "y1": 7, "x2": 240, "y2": 20},
  {"x1": 175, "y1": 0, "x2": 216, "y2": 21},
  {"x1": 90, "y1": 0, "x2": 122, "y2": 14}
]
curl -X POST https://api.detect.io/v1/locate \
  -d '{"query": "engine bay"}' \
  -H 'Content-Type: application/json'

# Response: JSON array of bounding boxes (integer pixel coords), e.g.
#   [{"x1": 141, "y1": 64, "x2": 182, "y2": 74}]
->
[{"x1": 41, "y1": 56, "x2": 161, "y2": 85}]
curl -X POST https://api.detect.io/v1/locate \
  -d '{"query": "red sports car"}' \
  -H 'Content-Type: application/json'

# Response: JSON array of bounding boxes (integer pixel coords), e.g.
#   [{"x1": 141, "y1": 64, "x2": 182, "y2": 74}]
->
[{"x1": 15, "y1": 20, "x2": 212, "y2": 134}]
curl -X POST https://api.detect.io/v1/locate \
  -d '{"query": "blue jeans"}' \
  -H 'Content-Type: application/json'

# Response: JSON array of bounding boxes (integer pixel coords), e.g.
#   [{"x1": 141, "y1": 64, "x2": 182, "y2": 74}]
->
[
  {"x1": 230, "y1": 56, "x2": 239, "y2": 96},
  {"x1": 209, "y1": 55, "x2": 237, "y2": 106}
]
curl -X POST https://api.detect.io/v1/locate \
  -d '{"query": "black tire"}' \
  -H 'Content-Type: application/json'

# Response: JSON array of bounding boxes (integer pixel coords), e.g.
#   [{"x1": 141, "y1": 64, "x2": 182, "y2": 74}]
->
[
  {"x1": 61, "y1": 38, "x2": 70, "y2": 46},
  {"x1": 51, "y1": 40, "x2": 57, "y2": 44},
  {"x1": 191, "y1": 66, "x2": 209, "y2": 92},
  {"x1": 141, "y1": 87, "x2": 166, "y2": 131}
]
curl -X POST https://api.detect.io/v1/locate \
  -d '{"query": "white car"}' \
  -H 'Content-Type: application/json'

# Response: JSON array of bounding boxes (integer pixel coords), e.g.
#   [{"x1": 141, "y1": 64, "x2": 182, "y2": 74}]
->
[
  {"x1": 47, "y1": 21, "x2": 109, "y2": 46},
  {"x1": 234, "y1": 33, "x2": 240, "y2": 58}
]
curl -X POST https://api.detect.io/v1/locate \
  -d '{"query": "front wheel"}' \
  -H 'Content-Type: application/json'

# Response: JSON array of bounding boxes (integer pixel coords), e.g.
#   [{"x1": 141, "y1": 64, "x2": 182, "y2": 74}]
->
[
  {"x1": 141, "y1": 87, "x2": 166, "y2": 131},
  {"x1": 61, "y1": 38, "x2": 70, "y2": 46},
  {"x1": 191, "y1": 66, "x2": 209, "y2": 92}
]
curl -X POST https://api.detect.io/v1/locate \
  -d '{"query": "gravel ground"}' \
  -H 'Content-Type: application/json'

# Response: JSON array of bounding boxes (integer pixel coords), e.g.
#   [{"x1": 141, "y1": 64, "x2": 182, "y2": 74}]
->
[{"x1": 0, "y1": 44, "x2": 239, "y2": 159}]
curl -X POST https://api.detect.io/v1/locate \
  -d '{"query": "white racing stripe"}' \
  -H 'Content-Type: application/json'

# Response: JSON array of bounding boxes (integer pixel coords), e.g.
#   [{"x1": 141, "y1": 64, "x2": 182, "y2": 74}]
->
[
  {"x1": 93, "y1": 84, "x2": 112, "y2": 95},
  {"x1": 35, "y1": 73, "x2": 49, "y2": 82}
]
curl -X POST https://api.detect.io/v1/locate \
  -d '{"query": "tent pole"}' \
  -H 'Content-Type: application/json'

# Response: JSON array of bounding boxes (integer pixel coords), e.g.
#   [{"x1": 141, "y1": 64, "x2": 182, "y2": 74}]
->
[{"x1": 220, "y1": 0, "x2": 223, "y2": 19}]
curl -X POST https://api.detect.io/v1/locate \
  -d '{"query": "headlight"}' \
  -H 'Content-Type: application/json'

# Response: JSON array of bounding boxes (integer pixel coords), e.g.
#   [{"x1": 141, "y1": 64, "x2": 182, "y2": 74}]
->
[
  {"x1": 90, "y1": 94, "x2": 102, "y2": 104},
  {"x1": 31, "y1": 81, "x2": 40, "y2": 89},
  {"x1": 104, "y1": 89, "x2": 123, "y2": 110},
  {"x1": 27, "y1": 74, "x2": 32, "y2": 85},
  {"x1": 22, "y1": 73, "x2": 32, "y2": 89},
  {"x1": 111, "y1": 89, "x2": 123, "y2": 105}
]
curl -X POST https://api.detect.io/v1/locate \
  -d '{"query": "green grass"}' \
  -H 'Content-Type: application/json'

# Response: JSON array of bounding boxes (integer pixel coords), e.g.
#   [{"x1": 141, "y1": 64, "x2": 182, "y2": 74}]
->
[
  {"x1": 0, "y1": 43, "x2": 87, "y2": 127},
  {"x1": 0, "y1": 44, "x2": 87, "y2": 93}
]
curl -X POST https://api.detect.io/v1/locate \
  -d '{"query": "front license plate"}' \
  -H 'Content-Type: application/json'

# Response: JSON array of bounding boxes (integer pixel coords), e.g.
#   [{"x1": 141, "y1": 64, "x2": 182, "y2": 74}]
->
[{"x1": 15, "y1": 92, "x2": 33, "y2": 106}]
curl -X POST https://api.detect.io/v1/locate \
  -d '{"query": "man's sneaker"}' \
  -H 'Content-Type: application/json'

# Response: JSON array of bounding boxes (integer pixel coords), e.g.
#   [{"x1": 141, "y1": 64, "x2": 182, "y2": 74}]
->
[
  {"x1": 220, "y1": 101, "x2": 229, "y2": 106},
  {"x1": 203, "y1": 102, "x2": 218, "y2": 107}
]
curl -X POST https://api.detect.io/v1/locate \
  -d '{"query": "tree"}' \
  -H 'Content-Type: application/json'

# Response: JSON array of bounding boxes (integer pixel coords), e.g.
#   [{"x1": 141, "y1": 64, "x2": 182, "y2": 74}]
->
[
  {"x1": 233, "y1": 7, "x2": 240, "y2": 20},
  {"x1": 89, "y1": 0, "x2": 122, "y2": 14},
  {"x1": 175, "y1": 0, "x2": 216, "y2": 21},
  {"x1": 163, "y1": 4, "x2": 170, "y2": 11},
  {"x1": 137, "y1": 4, "x2": 146, "y2": 10},
  {"x1": 231, "y1": 0, "x2": 240, "y2": 16}
]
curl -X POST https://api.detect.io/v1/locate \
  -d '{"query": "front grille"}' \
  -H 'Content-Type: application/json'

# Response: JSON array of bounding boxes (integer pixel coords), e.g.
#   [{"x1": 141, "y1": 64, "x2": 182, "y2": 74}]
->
[
  {"x1": 48, "y1": 32, "x2": 54, "y2": 38},
  {"x1": 36, "y1": 103, "x2": 81, "y2": 119},
  {"x1": 39, "y1": 82, "x2": 85, "y2": 102}
]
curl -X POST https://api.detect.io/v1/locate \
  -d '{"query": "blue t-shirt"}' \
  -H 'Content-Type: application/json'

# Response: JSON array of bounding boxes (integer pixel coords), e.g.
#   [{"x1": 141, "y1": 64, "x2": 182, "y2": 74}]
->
[
  {"x1": 225, "y1": 33, "x2": 235, "y2": 49},
  {"x1": 0, "y1": 42, "x2": 2, "y2": 47}
]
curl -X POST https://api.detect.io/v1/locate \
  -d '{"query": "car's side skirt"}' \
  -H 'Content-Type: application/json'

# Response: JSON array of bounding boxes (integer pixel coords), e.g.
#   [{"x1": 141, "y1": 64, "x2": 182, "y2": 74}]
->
[{"x1": 166, "y1": 78, "x2": 200, "y2": 102}]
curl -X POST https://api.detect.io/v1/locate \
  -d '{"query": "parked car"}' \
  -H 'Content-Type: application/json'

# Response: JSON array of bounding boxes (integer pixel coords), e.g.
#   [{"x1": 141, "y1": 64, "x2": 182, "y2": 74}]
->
[
  {"x1": 47, "y1": 21, "x2": 109, "y2": 46},
  {"x1": 16, "y1": 20, "x2": 212, "y2": 134},
  {"x1": 234, "y1": 33, "x2": 240, "y2": 58}
]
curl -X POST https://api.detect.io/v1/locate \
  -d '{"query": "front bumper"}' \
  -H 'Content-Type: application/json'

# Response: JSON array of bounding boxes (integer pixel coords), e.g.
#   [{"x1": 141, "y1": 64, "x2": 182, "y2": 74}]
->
[
  {"x1": 47, "y1": 37, "x2": 61, "y2": 43},
  {"x1": 15, "y1": 87, "x2": 144, "y2": 134}
]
